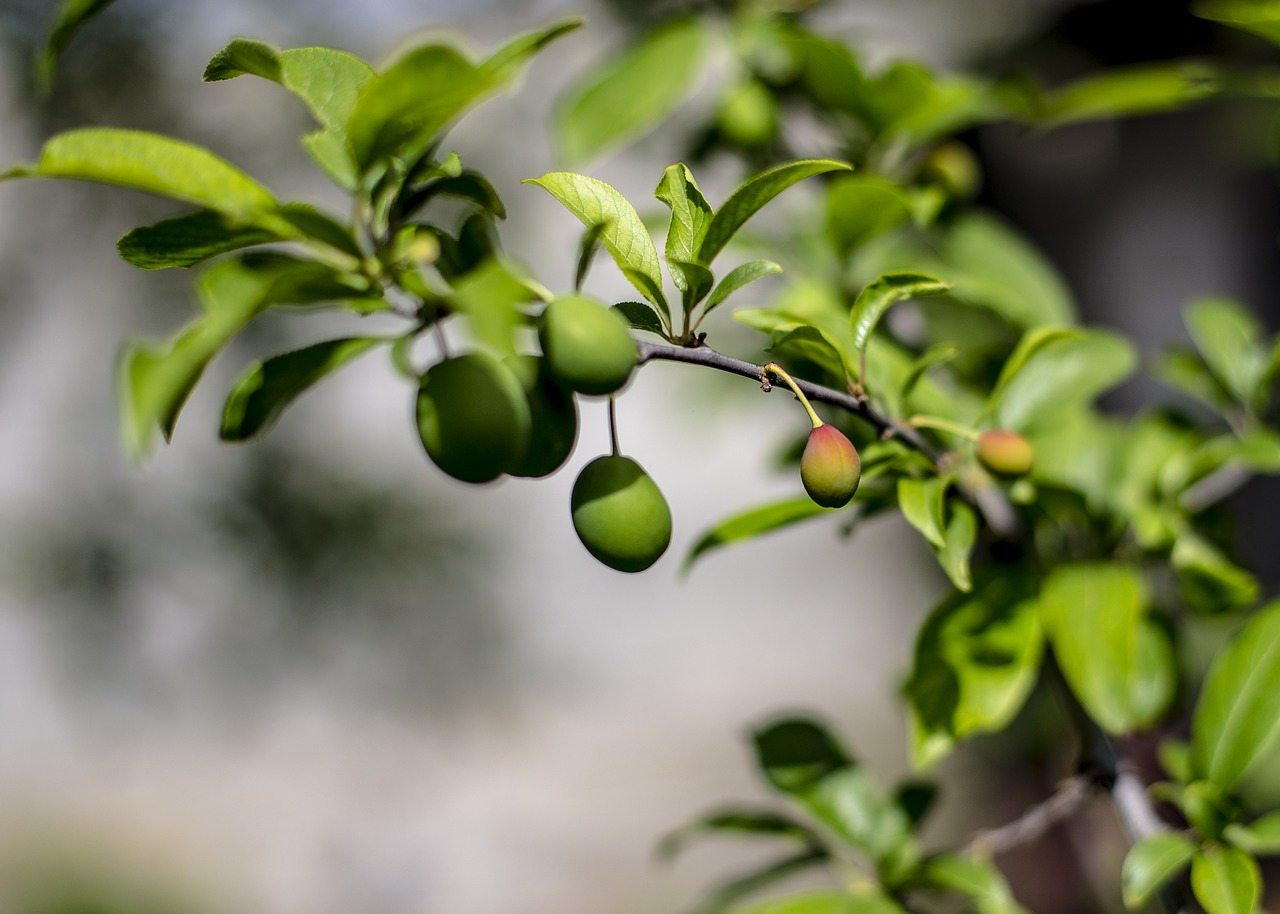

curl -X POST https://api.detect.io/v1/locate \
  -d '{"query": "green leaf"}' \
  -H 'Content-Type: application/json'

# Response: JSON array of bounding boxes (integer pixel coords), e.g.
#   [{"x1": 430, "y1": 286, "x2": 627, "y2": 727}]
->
[
  {"x1": 526, "y1": 172, "x2": 667, "y2": 317},
  {"x1": 900, "y1": 345, "x2": 959, "y2": 404},
  {"x1": 1155, "y1": 347, "x2": 1234, "y2": 412},
  {"x1": 698, "y1": 159, "x2": 853, "y2": 265},
  {"x1": 898, "y1": 476, "x2": 949, "y2": 548},
  {"x1": 575, "y1": 222, "x2": 608, "y2": 292},
  {"x1": 915, "y1": 853, "x2": 1027, "y2": 914},
  {"x1": 1191, "y1": 598, "x2": 1280, "y2": 789},
  {"x1": 555, "y1": 19, "x2": 705, "y2": 166},
  {"x1": 766, "y1": 326, "x2": 850, "y2": 382},
  {"x1": 735, "y1": 891, "x2": 904, "y2": 914},
  {"x1": 347, "y1": 45, "x2": 493, "y2": 172},
  {"x1": 403, "y1": 171, "x2": 507, "y2": 220},
  {"x1": 203, "y1": 37, "x2": 283, "y2": 82},
  {"x1": 990, "y1": 328, "x2": 1137, "y2": 432},
  {"x1": 850, "y1": 271, "x2": 951, "y2": 351},
  {"x1": 684, "y1": 497, "x2": 831, "y2": 573},
  {"x1": 1039, "y1": 563, "x2": 1175, "y2": 735},
  {"x1": 1224, "y1": 810, "x2": 1280, "y2": 854},
  {"x1": 1185, "y1": 296, "x2": 1268, "y2": 408},
  {"x1": 37, "y1": 0, "x2": 117, "y2": 89},
  {"x1": 612, "y1": 301, "x2": 666, "y2": 336},
  {"x1": 481, "y1": 18, "x2": 582, "y2": 84},
  {"x1": 655, "y1": 164, "x2": 713, "y2": 285},
  {"x1": 1197, "y1": 0, "x2": 1280, "y2": 46},
  {"x1": 703, "y1": 260, "x2": 782, "y2": 316},
  {"x1": 826, "y1": 174, "x2": 914, "y2": 259},
  {"x1": 1039, "y1": 63, "x2": 1218, "y2": 128},
  {"x1": 117, "y1": 210, "x2": 280, "y2": 270},
  {"x1": 448, "y1": 258, "x2": 544, "y2": 358},
  {"x1": 1191, "y1": 845, "x2": 1260, "y2": 914},
  {"x1": 671, "y1": 260, "x2": 714, "y2": 315},
  {"x1": 1121, "y1": 832, "x2": 1197, "y2": 910},
  {"x1": 4, "y1": 128, "x2": 276, "y2": 221},
  {"x1": 656, "y1": 807, "x2": 821, "y2": 860},
  {"x1": 906, "y1": 580, "x2": 1044, "y2": 770},
  {"x1": 1171, "y1": 531, "x2": 1259, "y2": 614},
  {"x1": 272, "y1": 204, "x2": 364, "y2": 259},
  {"x1": 1159, "y1": 738, "x2": 1195, "y2": 782},
  {"x1": 220, "y1": 337, "x2": 384, "y2": 441},
  {"x1": 934, "y1": 501, "x2": 976, "y2": 592}
]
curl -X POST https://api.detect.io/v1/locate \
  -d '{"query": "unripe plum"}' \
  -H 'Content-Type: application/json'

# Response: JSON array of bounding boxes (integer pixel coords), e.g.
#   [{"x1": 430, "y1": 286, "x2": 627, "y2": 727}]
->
[
  {"x1": 801, "y1": 425, "x2": 861, "y2": 508},
  {"x1": 571, "y1": 455, "x2": 672, "y2": 572},
  {"x1": 505, "y1": 354, "x2": 578, "y2": 478},
  {"x1": 538, "y1": 293, "x2": 637, "y2": 396},
  {"x1": 416, "y1": 353, "x2": 531, "y2": 484},
  {"x1": 976, "y1": 429, "x2": 1034, "y2": 477}
]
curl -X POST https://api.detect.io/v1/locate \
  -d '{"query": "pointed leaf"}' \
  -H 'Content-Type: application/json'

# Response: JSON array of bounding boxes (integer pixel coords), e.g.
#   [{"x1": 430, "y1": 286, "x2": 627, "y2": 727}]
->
[
  {"x1": 1121, "y1": 832, "x2": 1197, "y2": 910},
  {"x1": 555, "y1": 19, "x2": 705, "y2": 165},
  {"x1": 655, "y1": 163, "x2": 712, "y2": 283},
  {"x1": 898, "y1": 476, "x2": 950, "y2": 549},
  {"x1": 482, "y1": 18, "x2": 582, "y2": 84},
  {"x1": 1197, "y1": 0, "x2": 1280, "y2": 46},
  {"x1": 203, "y1": 37, "x2": 282, "y2": 82},
  {"x1": 935, "y1": 501, "x2": 976, "y2": 592},
  {"x1": 915, "y1": 854, "x2": 1028, "y2": 914},
  {"x1": 694, "y1": 855, "x2": 834, "y2": 914},
  {"x1": 736, "y1": 891, "x2": 904, "y2": 914},
  {"x1": 526, "y1": 172, "x2": 668, "y2": 315},
  {"x1": 612, "y1": 301, "x2": 666, "y2": 336},
  {"x1": 1224, "y1": 811, "x2": 1280, "y2": 854},
  {"x1": 671, "y1": 260, "x2": 713, "y2": 314},
  {"x1": 5, "y1": 128, "x2": 276, "y2": 220},
  {"x1": 766, "y1": 326, "x2": 849, "y2": 382},
  {"x1": 1040, "y1": 563, "x2": 1175, "y2": 735},
  {"x1": 38, "y1": 0, "x2": 117, "y2": 88},
  {"x1": 850, "y1": 272, "x2": 951, "y2": 351},
  {"x1": 684, "y1": 497, "x2": 830, "y2": 573},
  {"x1": 704, "y1": 260, "x2": 782, "y2": 316},
  {"x1": 826, "y1": 174, "x2": 914, "y2": 258},
  {"x1": 1191, "y1": 846, "x2": 1260, "y2": 914},
  {"x1": 698, "y1": 159, "x2": 852, "y2": 264},
  {"x1": 1191, "y1": 598, "x2": 1280, "y2": 789},
  {"x1": 220, "y1": 336, "x2": 384, "y2": 441},
  {"x1": 1185, "y1": 296, "x2": 1268, "y2": 407},
  {"x1": 657, "y1": 807, "x2": 821, "y2": 860},
  {"x1": 1171, "y1": 531, "x2": 1259, "y2": 613},
  {"x1": 117, "y1": 210, "x2": 280, "y2": 270},
  {"x1": 575, "y1": 222, "x2": 608, "y2": 292},
  {"x1": 1040, "y1": 63, "x2": 1218, "y2": 129}
]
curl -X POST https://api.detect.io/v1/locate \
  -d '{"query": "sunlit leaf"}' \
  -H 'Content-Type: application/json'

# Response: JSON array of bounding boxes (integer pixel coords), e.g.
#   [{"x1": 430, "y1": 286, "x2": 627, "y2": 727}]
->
[
  {"x1": 1039, "y1": 62, "x2": 1218, "y2": 128},
  {"x1": 685, "y1": 497, "x2": 831, "y2": 573},
  {"x1": 1185, "y1": 296, "x2": 1268, "y2": 408},
  {"x1": 703, "y1": 260, "x2": 782, "y2": 317},
  {"x1": 850, "y1": 271, "x2": 951, "y2": 351},
  {"x1": 655, "y1": 163, "x2": 713, "y2": 286},
  {"x1": 1121, "y1": 833, "x2": 1197, "y2": 910},
  {"x1": 898, "y1": 476, "x2": 949, "y2": 548},
  {"x1": 37, "y1": 0, "x2": 117, "y2": 88},
  {"x1": 1190, "y1": 845, "x2": 1260, "y2": 914},
  {"x1": 934, "y1": 501, "x2": 976, "y2": 592},
  {"x1": 481, "y1": 18, "x2": 582, "y2": 84}
]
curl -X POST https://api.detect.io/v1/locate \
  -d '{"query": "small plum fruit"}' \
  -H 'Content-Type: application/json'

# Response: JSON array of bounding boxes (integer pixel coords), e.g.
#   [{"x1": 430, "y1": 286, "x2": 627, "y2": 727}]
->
[
  {"x1": 505, "y1": 354, "x2": 578, "y2": 478},
  {"x1": 801, "y1": 424, "x2": 861, "y2": 508},
  {"x1": 571, "y1": 455, "x2": 672, "y2": 572},
  {"x1": 416, "y1": 353, "x2": 531, "y2": 484},
  {"x1": 976, "y1": 429, "x2": 1034, "y2": 477},
  {"x1": 538, "y1": 293, "x2": 637, "y2": 396}
]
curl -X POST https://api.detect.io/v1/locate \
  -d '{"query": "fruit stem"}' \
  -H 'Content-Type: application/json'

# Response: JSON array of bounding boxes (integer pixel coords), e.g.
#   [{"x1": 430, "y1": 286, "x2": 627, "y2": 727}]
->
[
  {"x1": 764, "y1": 363, "x2": 823, "y2": 429},
  {"x1": 608, "y1": 394, "x2": 621, "y2": 457},
  {"x1": 909, "y1": 414, "x2": 979, "y2": 441},
  {"x1": 433, "y1": 320, "x2": 451, "y2": 360}
]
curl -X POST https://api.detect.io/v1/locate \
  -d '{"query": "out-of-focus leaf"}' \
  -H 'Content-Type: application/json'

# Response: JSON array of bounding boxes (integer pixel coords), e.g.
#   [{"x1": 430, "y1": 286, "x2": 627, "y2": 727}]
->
[
  {"x1": 768, "y1": 326, "x2": 850, "y2": 382},
  {"x1": 934, "y1": 501, "x2": 976, "y2": 592},
  {"x1": 1121, "y1": 832, "x2": 1197, "y2": 910},
  {"x1": 914, "y1": 853, "x2": 1028, "y2": 914},
  {"x1": 900, "y1": 345, "x2": 959, "y2": 404},
  {"x1": 698, "y1": 159, "x2": 852, "y2": 265},
  {"x1": 1039, "y1": 62, "x2": 1218, "y2": 128},
  {"x1": 220, "y1": 336, "x2": 384, "y2": 441},
  {"x1": 1159, "y1": 738, "x2": 1194, "y2": 783},
  {"x1": 3, "y1": 128, "x2": 276, "y2": 221},
  {"x1": 850, "y1": 272, "x2": 951, "y2": 351},
  {"x1": 1224, "y1": 810, "x2": 1280, "y2": 854},
  {"x1": 898, "y1": 476, "x2": 949, "y2": 548},
  {"x1": 1196, "y1": 0, "x2": 1280, "y2": 46},
  {"x1": 1191, "y1": 598, "x2": 1280, "y2": 789},
  {"x1": 656, "y1": 807, "x2": 821, "y2": 860},
  {"x1": 1172, "y1": 531, "x2": 1259, "y2": 614},
  {"x1": 448, "y1": 257, "x2": 543, "y2": 358},
  {"x1": 1039, "y1": 563, "x2": 1174, "y2": 735},
  {"x1": 1185, "y1": 296, "x2": 1268, "y2": 408},
  {"x1": 556, "y1": 19, "x2": 705, "y2": 166},
  {"x1": 736, "y1": 891, "x2": 904, "y2": 914},
  {"x1": 526, "y1": 172, "x2": 668, "y2": 318},
  {"x1": 1190, "y1": 845, "x2": 1260, "y2": 914},
  {"x1": 826, "y1": 174, "x2": 913, "y2": 259},
  {"x1": 481, "y1": 18, "x2": 581, "y2": 84},
  {"x1": 684, "y1": 497, "x2": 830, "y2": 573},
  {"x1": 1155, "y1": 347, "x2": 1234, "y2": 412},
  {"x1": 906, "y1": 579, "x2": 1043, "y2": 770},
  {"x1": 37, "y1": 0, "x2": 117, "y2": 89}
]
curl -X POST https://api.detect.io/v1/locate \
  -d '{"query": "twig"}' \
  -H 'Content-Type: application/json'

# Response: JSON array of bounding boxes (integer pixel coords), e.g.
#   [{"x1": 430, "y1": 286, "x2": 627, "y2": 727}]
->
[{"x1": 966, "y1": 774, "x2": 1098, "y2": 856}]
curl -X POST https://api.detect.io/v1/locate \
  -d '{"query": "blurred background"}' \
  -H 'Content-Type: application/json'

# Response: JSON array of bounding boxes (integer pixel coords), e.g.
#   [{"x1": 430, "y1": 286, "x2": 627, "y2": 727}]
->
[{"x1": 0, "y1": 1, "x2": 1277, "y2": 913}]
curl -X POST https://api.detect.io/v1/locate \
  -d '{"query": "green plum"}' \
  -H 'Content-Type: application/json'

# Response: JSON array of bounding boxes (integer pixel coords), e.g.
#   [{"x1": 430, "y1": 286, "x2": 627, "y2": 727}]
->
[
  {"x1": 571, "y1": 455, "x2": 671, "y2": 572},
  {"x1": 505, "y1": 354, "x2": 578, "y2": 478},
  {"x1": 416, "y1": 352, "x2": 531, "y2": 484},
  {"x1": 800, "y1": 424, "x2": 861, "y2": 508},
  {"x1": 538, "y1": 293, "x2": 637, "y2": 396}
]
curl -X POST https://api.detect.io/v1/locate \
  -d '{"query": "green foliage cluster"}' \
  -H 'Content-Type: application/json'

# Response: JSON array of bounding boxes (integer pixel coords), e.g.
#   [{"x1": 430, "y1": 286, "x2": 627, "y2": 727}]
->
[{"x1": 16, "y1": 0, "x2": 1280, "y2": 911}]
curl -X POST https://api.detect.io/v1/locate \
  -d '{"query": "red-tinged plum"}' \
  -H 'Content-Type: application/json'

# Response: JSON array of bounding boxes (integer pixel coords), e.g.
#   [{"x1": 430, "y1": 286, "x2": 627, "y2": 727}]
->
[
  {"x1": 801, "y1": 424, "x2": 861, "y2": 508},
  {"x1": 538, "y1": 293, "x2": 637, "y2": 396},
  {"x1": 977, "y1": 429, "x2": 1034, "y2": 477},
  {"x1": 416, "y1": 353, "x2": 531, "y2": 484},
  {"x1": 571, "y1": 455, "x2": 671, "y2": 572}
]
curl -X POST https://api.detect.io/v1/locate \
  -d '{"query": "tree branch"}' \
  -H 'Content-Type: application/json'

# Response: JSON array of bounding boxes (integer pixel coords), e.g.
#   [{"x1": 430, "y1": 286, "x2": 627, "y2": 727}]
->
[
  {"x1": 966, "y1": 774, "x2": 1098, "y2": 857},
  {"x1": 634, "y1": 339, "x2": 1019, "y2": 537}
]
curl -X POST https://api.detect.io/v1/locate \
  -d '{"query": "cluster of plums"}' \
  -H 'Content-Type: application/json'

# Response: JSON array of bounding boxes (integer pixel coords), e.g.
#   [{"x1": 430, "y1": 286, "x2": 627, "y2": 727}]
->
[{"x1": 415, "y1": 293, "x2": 673, "y2": 572}]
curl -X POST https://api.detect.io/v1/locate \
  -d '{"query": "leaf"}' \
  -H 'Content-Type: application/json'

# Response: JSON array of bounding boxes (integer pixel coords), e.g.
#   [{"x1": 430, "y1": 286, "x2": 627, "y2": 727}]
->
[
  {"x1": 1191, "y1": 598, "x2": 1280, "y2": 789},
  {"x1": 448, "y1": 258, "x2": 544, "y2": 358},
  {"x1": 4, "y1": 128, "x2": 276, "y2": 221},
  {"x1": 526, "y1": 172, "x2": 668, "y2": 316},
  {"x1": 1039, "y1": 62, "x2": 1218, "y2": 128},
  {"x1": 404, "y1": 171, "x2": 507, "y2": 220},
  {"x1": 703, "y1": 260, "x2": 782, "y2": 316},
  {"x1": 272, "y1": 204, "x2": 364, "y2": 259},
  {"x1": 906, "y1": 580, "x2": 1044, "y2": 770},
  {"x1": 698, "y1": 159, "x2": 853, "y2": 265},
  {"x1": 481, "y1": 18, "x2": 582, "y2": 84},
  {"x1": 612, "y1": 301, "x2": 666, "y2": 336},
  {"x1": 1155, "y1": 347, "x2": 1234, "y2": 412},
  {"x1": 220, "y1": 337, "x2": 384, "y2": 441},
  {"x1": 826, "y1": 174, "x2": 914, "y2": 259},
  {"x1": 1171, "y1": 531, "x2": 1259, "y2": 614},
  {"x1": 37, "y1": 0, "x2": 117, "y2": 89},
  {"x1": 684, "y1": 497, "x2": 831, "y2": 573},
  {"x1": 736, "y1": 891, "x2": 904, "y2": 914},
  {"x1": 117, "y1": 210, "x2": 281, "y2": 270},
  {"x1": 1197, "y1": 0, "x2": 1280, "y2": 46},
  {"x1": 575, "y1": 222, "x2": 608, "y2": 292},
  {"x1": 990, "y1": 328, "x2": 1137, "y2": 433},
  {"x1": 1190, "y1": 845, "x2": 1260, "y2": 914},
  {"x1": 1224, "y1": 811, "x2": 1280, "y2": 854},
  {"x1": 671, "y1": 260, "x2": 714, "y2": 314},
  {"x1": 347, "y1": 45, "x2": 493, "y2": 172},
  {"x1": 1185, "y1": 296, "x2": 1268, "y2": 408},
  {"x1": 934, "y1": 501, "x2": 977, "y2": 592},
  {"x1": 655, "y1": 164, "x2": 713, "y2": 284},
  {"x1": 1121, "y1": 832, "x2": 1197, "y2": 910},
  {"x1": 656, "y1": 807, "x2": 821, "y2": 860},
  {"x1": 900, "y1": 345, "x2": 959, "y2": 404},
  {"x1": 767, "y1": 326, "x2": 850, "y2": 382},
  {"x1": 850, "y1": 272, "x2": 951, "y2": 351},
  {"x1": 203, "y1": 37, "x2": 283, "y2": 82},
  {"x1": 914, "y1": 854, "x2": 1027, "y2": 914},
  {"x1": 555, "y1": 19, "x2": 706, "y2": 166},
  {"x1": 1159, "y1": 738, "x2": 1194, "y2": 782},
  {"x1": 1039, "y1": 563, "x2": 1175, "y2": 735},
  {"x1": 898, "y1": 477, "x2": 950, "y2": 548}
]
